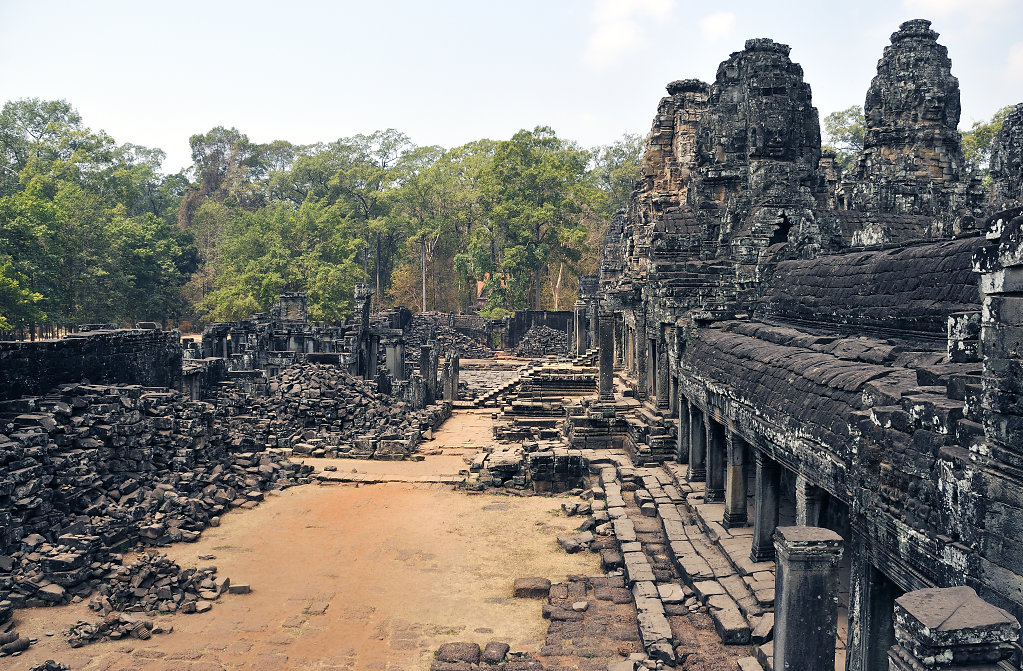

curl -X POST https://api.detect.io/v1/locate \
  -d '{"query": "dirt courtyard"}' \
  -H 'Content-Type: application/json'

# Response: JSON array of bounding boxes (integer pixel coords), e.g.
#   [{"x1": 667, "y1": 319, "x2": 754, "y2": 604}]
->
[{"x1": 11, "y1": 411, "x2": 599, "y2": 670}]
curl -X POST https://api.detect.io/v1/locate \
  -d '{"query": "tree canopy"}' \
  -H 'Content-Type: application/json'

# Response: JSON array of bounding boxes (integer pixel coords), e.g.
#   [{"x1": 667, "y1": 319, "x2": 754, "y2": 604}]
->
[{"x1": 0, "y1": 98, "x2": 643, "y2": 332}]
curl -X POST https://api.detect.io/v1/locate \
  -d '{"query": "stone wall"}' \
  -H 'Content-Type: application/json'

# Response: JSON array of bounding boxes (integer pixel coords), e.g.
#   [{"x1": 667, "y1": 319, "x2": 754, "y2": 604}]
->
[{"x1": 0, "y1": 330, "x2": 182, "y2": 402}]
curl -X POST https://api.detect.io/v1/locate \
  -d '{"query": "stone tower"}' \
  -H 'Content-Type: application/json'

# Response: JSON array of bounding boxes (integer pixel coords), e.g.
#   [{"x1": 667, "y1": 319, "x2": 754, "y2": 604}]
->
[
  {"x1": 689, "y1": 38, "x2": 828, "y2": 262},
  {"x1": 989, "y1": 103, "x2": 1023, "y2": 211},
  {"x1": 851, "y1": 19, "x2": 975, "y2": 220}
]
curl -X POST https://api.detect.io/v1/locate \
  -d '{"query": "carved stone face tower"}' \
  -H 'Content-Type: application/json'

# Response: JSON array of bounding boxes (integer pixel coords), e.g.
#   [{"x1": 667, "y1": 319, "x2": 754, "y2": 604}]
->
[
  {"x1": 989, "y1": 103, "x2": 1023, "y2": 211},
  {"x1": 691, "y1": 38, "x2": 826, "y2": 262},
  {"x1": 852, "y1": 19, "x2": 972, "y2": 218}
]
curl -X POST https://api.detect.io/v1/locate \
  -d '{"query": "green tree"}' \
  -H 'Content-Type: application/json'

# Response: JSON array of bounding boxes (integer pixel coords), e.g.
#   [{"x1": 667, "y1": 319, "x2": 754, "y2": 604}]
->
[
  {"x1": 591, "y1": 133, "x2": 644, "y2": 217},
  {"x1": 486, "y1": 127, "x2": 593, "y2": 311},
  {"x1": 822, "y1": 105, "x2": 865, "y2": 172},
  {"x1": 961, "y1": 105, "x2": 1014, "y2": 183}
]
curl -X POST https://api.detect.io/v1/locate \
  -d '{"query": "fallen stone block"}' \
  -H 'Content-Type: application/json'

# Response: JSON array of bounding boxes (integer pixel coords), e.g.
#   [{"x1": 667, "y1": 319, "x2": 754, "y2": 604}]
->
[{"x1": 513, "y1": 577, "x2": 551, "y2": 598}]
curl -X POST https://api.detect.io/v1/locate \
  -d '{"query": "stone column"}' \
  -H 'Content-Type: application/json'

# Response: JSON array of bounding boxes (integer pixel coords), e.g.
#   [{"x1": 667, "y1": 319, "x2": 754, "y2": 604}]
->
[
  {"x1": 668, "y1": 375, "x2": 678, "y2": 418},
  {"x1": 656, "y1": 339, "x2": 670, "y2": 410},
  {"x1": 795, "y1": 475, "x2": 824, "y2": 527},
  {"x1": 888, "y1": 586, "x2": 1020, "y2": 670},
  {"x1": 723, "y1": 432, "x2": 747, "y2": 528},
  {"x1": 587, "y1": 300, "x2": 598, "y2": 354},
  {"x1": 394, "y1": 341, "x2": 406, "y2": 380},
  {"x1": 750, "y1": 452, "x2": 781, "y2": 563},
  {"x1": 367, "y1": 333, "x2": 379, "y2": 379},
  {"x1": 848, "y1": 543, "x2": 900, "y2": 671},
  {"x1": 676, "y1": 396, "x2": 690, "y2": 464},
  {"x1": 574, "y1": 300, "x2": 587, "y2": 354},
  {"x1": 704, "y1": 418, "x2": 726, "y2": 503},
  {"x1": 598, "y1": 310, "x2": 615, "y2": 401},
  {"x1": 449, "y1": 352, "x2": 459, "y2": 401},
  {"x1": 420, "y1": 344, "x2": 435, "y2": 404},
  {"x1": 636, "y1": 314, "x2": 648, "y2": 401},
  {"x1": 773, "y1": 526, "x2": 844, "y2": 671},
  {"x1": 687, "y1": 405, "x2": 706, "y2": 482}
]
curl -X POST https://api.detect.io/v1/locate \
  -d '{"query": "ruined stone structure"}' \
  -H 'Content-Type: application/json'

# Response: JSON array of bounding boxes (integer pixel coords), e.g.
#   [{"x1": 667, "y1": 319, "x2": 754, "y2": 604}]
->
[
  {"x1": 577, "y1": 18, "x2": 1023, "y2": 670},
  {"x1": 0, "y1": 329, "x2": 182, "y2": 401},
  {"x1": 847, "y1": 19, "x2": 982, "y2": 239}
]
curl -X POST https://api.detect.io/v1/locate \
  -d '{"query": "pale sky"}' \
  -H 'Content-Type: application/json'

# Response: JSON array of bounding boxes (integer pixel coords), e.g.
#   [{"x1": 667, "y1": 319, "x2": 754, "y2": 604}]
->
[{"x1": 1, "y1": 0, "x2": 1021, "y2": 174}]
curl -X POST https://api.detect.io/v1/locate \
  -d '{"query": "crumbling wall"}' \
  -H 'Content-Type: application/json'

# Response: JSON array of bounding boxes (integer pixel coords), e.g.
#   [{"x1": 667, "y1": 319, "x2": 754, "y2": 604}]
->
[{"x1": 0, "y1": 330, "x2": 182, "y2": 402}]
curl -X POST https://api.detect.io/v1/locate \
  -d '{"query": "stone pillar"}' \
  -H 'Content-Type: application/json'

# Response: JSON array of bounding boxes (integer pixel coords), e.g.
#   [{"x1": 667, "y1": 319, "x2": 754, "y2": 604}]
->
[
  {"x1": 367, "y1": 333, "x2": 379, "y2": 379},
  {"x1": 420, "y1": 344, "x2": 436, "y2": 404},
  {"x1": 773, "y1": 526, "x2": 844, "y2": 671},
  {"x1": 636, "y1": 315, "x2": 648, "y2": 401},
  {"x1": 888, "y1": 586, "x2": 1020, "y2": 670},
  {"x1": 796, "y1": 474, "x2": 824, "y2": 527},
  {"x1": 704, "y1": 418, "x2": 726, "y2": 503},
  {"x1": 587, "y1": 300, "x2": 598, "y2": 354},
  {"x1": 598, "y1": 310, "x2": 615, "y2": 402},
  {"x1": 676, "y1": 396, "x2": 690, "y2": 464},
  {"x1": 750, "y1": 452, "x2": 781, "y2": 563},
  {"x1": 656, "y1": 338, "x2": 670, "y2": 410},
  {"x1": 848, "y1": 545, "x2": 901, "y2": 671},
  {"x1": 573, "y1": 300, "x2": 587, "y2": 354},
  {"x1": 394, "y1": 341, "x2": 406, "y2": 380},
  {"x1": 449, "y1": 351, "x2": 459, "y2": 401},
  {"x1": 668, "y1": 375, "x2": 678, "y2": 418},
  {"x1": 723, "y1": 432, "x2": 748, "y2": 528},
  {"x1": 687, "y1": 405, "x2": 706, "y2": 482},
  {"x1": 614, "y1": 314, "x2": 625, "y2": 370}
]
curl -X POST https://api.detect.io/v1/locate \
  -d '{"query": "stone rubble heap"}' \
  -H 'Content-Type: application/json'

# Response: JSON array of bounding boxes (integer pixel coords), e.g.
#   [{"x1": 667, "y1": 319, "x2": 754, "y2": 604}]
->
[
  {"x1": 514, "y1": 326, "x2": 570, "y2": 358},
  {"x1": 29, "y1": 662, "x2": 70, "y2": 671},
  {"x1": 215, "y1": 364, "x2": 450, "y2": 460},
  {"x1": 405, "y1": 313, "x2": 494, "y2": 362},
  {"x1": 0, "y1": 383, "x2": 311, "y2": 612},
  {"x1": 87, "y1": 551, "x2": 228, "y2": 617},
  {"x1": 66, "y1": 612, "x2": 163, "y2": 648}
]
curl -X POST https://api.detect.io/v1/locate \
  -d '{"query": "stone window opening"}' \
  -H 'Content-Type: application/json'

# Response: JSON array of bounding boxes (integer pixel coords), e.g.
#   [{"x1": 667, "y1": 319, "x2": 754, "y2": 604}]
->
[{"x1": 769, "y1": 214, "x2": 792, "y2": 245}]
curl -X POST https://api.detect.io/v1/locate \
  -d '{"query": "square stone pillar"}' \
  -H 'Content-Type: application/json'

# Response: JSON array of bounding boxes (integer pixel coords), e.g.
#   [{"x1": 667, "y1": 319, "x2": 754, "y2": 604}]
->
[
  {"x1": 888, "y1": 586, "x2": 1020, "y2": 670},
  {"x1": 704, "y1": 419, "x2": 726, "y2": 503},
  {"x1": 848, "y1": 543, "x2": 901, "y2": 671},
  {"x1": 750, "y1": 452, "x2": 781, "y2": 563},
  {"x1": 587, "y1": 300, "x2": 598, "y2": 354},
  {"x1": 774, "y1": 526, "x2": 844, "y2": 671},
  {"x1": 687, "y1": 405, "x2": 706, "y2": 482},
  {"x1": 635, "y1": 315, "x2": 648, "y2": 401},
  {"x1": 598, "y1": 310, "x2": 615, "y2": 401},
  {"x1": 676, "y1": 396, "x2": 690, "y2": 464},
  {"x1": 656, "y1": 340, "x2": 670, "y2": 410},
  {"x1": 723, "y1": 432, "x2": 748, "y2": 528},
  {"x1": 796, "y1": 474, "x2": 824, "y2": 527},
  {"x1": 574, "y1": 300, "x2": 587, "y2": 354}
]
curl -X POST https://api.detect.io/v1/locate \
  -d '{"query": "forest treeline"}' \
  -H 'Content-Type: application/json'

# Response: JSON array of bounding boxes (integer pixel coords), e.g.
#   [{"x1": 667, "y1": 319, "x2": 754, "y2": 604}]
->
[{"x1": 0, "y1": 98, "x2": 644, "y2": 332}]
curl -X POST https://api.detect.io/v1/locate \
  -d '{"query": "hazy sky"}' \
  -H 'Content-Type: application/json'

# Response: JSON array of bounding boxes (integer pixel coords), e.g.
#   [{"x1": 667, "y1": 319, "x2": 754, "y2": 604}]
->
[{"x1": 1, "y1": 0, "x2": 1021, "y2": 173}]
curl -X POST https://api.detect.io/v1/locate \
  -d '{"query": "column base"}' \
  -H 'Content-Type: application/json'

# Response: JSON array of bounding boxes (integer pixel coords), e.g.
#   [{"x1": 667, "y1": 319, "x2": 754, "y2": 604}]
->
[
  {"x1": 704, "y1": 488, "x2": 725, "y2": 503},
  {"x1": 687, "y1": 467, "x2": 706, "y2": 482},
  {"x1": 599, "y1": 393, "x2": 615, "y2": 402},
  {"x1": 722, "y1": 511, "x2": 747, "y2": 529},
  {"x1": 750, "y1": 546, "x2": 776, "y2": 563}
]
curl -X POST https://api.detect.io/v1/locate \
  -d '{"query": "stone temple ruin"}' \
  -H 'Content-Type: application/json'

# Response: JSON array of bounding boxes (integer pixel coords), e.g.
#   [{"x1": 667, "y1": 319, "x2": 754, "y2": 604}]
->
[{"x1": 2, "y1": 17, "x2": 1023, "y2": 671}]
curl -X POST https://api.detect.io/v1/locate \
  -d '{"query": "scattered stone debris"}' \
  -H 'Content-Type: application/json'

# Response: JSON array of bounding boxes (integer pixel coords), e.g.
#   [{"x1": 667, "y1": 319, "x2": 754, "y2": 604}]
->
[
  {"x1": 215, "y1": 364, "x2": 450, "y2": 460},
  {"x1": 430, "y1": 640, "x2": 542, "y2": 671},
  {"x1": 0, "y1": 628, "x2": 32, "y2": 655},
  {"x1": 405, "y1": 313, "x2": 495, "y2": 362},
  {"x1": 87, "y1": 551, "x2": 228, "y2": 616},
  {"x1": 0, "y1": 383, "x2": 311, "y2": 613},
  {"x1": 514, "y1": 326, "x2": 569, "y2": 357},
  {"x1": 66, "y1": 612, "x2": 164, "y2": 647},
  {"x1": 29, "y1": 662, "x2": 70, "y2": 671}
]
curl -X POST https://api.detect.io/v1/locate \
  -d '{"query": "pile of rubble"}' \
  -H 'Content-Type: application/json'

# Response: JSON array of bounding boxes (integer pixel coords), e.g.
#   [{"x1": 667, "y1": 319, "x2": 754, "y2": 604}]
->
[
  {"x1": 0, "y1": 383, "x2": 312, "y2": 611},
  {"x1": 405, "y1": 314, "x2": 494, "y2": 362},
  {"x1": 87, "y1": 552, "x2": 232, "y2": 616},
  {"x1": 215, "y1": 364, "x2": 450, "y2": 459},
  {"x1": 29, "y1": 662, "x2": 69, "y2": 671},
  {"x1": 514, "y1": 326, "x2": 569, "y2": 357},
  {"x1": 66, "y1": 612, "x2": 164, "y2": 647}
]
